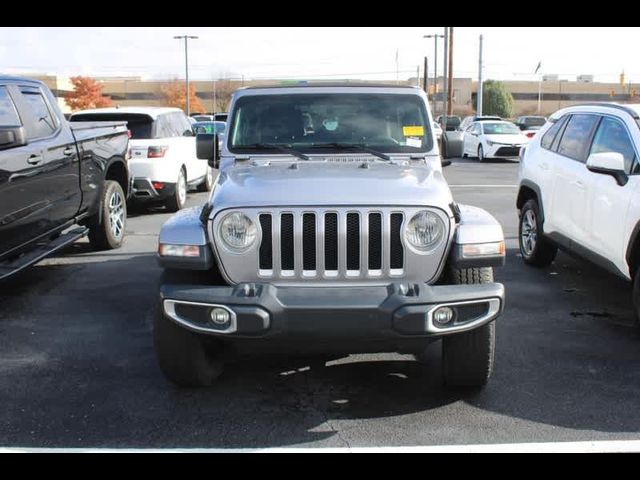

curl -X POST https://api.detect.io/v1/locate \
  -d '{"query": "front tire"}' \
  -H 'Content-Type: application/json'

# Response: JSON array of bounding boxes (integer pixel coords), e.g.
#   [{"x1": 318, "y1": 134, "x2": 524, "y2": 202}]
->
[
  {"x1": 154, "y1": 306, "x2": 224, "y2": 387},
  {"x1": 477, "y1": 144, "x2": 485, "y2": 162},
  {"x1": 166, "y1": 168, "x2": 187, "y2": 212},
  {"x1": 519, "y1": 199, "x2": 557, "y2": 267},
  {"x1": 442, "y1": 267, "x2": 495, "y2": 388},
  {"x1": 88, "y1": 180, "x2": 126, "y2": 251}
]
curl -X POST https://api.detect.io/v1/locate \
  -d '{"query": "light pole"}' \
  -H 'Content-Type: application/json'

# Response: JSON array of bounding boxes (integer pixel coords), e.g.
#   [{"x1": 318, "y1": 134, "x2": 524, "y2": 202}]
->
[
  {"x1": 424, "y1": 33, "x2": 444, "y2": 114},
  {"x1": 173, "y1": 35, "x2": 198, "y2": 116}
]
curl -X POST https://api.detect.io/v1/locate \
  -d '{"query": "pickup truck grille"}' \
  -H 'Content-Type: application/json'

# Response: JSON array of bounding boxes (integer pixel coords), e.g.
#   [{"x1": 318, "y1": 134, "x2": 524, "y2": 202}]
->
[
  {"x1": 212, "y1": 207, "x2": 452, "y2": 285},
  {"x1": 257, "y1": 209, "x2": 405, "y2": 279}
]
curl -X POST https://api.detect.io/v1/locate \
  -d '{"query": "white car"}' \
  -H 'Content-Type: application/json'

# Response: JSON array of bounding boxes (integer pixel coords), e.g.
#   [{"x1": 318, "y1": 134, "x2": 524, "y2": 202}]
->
[
  {"x1": 462, "y1": 120, "x2": 530, "y2": 161},
  {"x1": 70, "y1": 107, "x2": 214, "y2": 212},
  {"x1": 517, "y1": 103, "x2": 640, "y2": 317}
]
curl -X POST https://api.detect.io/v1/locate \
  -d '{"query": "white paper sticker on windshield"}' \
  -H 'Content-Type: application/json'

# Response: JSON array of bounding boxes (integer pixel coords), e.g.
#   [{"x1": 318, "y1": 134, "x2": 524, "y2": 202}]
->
[{"x1": 406, "y1": 137, "x2": 422, "y2": 148}]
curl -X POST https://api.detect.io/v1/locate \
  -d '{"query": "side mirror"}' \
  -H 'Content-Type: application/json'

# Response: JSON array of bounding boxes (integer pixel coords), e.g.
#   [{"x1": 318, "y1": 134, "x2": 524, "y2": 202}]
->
[
  {"x1": 0, "y1": 126, "x2": 27, "y2": 150},
  {"x1": 586, "y1": 152, "x2": 628, "y2": 186},
  {"x1": 196, "y1": 133, "x2": 220, "y2": 169}
]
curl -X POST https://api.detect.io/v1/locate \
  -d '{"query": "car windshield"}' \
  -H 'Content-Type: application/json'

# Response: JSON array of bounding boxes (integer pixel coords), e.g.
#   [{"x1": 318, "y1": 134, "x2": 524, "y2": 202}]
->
[
  {"x1": 482, "y1": 122, "x2": 521, "y2": 135},
  {"x1": 523, "y1": 117, "x2": 547, "y2": 126},
  {"x1": 229, "y1": 93, "x2": 432, "y2": 154}
]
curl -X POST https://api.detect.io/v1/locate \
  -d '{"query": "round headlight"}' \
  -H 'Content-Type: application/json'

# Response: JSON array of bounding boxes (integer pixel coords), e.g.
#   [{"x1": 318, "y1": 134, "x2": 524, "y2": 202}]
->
[
  {"x1": 219, "y1": 212, "x2": 257, "y2": 251},
  {"x1": 404, "y1": 211, "x2": 445, "y2": 252}
]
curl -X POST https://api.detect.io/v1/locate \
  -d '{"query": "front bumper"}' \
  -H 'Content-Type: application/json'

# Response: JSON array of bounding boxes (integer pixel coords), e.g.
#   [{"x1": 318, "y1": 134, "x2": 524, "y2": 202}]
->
[
  {"x1": 160, "y1": 281, "x2": 505, "y2": 345},
  {"x1": 485, "y1": 144, "x2": 523, "y2": 158}
]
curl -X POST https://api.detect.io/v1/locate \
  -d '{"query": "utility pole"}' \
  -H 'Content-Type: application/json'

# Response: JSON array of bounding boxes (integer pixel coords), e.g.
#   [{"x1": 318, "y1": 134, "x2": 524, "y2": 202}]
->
[
  {"x1": 173, "y1": 35, "x2": 198, "y2": 116},
  {"x1": 424, "y1": 34, "x2": 444, "y2": 114},
  {"x1": 447, "y1": 27, "x2": 454, "y2": 116},
  {"x1": 416, "y1": 66, "x2": 420, "y2": 87},
  {"x1": 443, "y1": 27, "x2": 448, "y2": 118},
  {"x1": 423, "y1": 57, "x2": 429, "y2": 94},
  {"x1": 477, "y1": 34, "x2": 484, "y2": 116}
]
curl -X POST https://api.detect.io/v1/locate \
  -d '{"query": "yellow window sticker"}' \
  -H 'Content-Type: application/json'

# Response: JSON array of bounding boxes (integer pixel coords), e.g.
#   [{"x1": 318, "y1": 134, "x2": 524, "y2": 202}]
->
[{"x1": 403, "y1": 126, "x2": 424, "y2": 137}]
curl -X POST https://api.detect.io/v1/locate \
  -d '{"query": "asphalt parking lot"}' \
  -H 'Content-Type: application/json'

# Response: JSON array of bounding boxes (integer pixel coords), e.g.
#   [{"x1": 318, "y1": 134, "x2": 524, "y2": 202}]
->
[{"x1": 1, "y1": 157, "x2": 640, "y2": 449}]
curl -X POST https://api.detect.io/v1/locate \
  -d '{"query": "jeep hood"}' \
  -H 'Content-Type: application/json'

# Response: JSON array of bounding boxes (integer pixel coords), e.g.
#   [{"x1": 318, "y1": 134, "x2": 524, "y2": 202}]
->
[{"x1": 211, "y1": 161, "x2": 454, "y2": 211}]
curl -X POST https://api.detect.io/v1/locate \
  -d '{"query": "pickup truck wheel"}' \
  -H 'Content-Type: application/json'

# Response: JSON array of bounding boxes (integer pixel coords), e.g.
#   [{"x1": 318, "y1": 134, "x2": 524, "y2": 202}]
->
[
  {"x1": 166, "y1": 168, "x2": 187, "y2": 212},
  {"x1": 88, "y1": 180, "x2": 126, "y2": 251},
  {"x1": 519, "y1": 199, "x2": 557, "y2": 267},
  {"x1": 441, "y1": 267, "x2": 495, "y2": 389},
  {"x1": 154, "y1": 306, "x2": 224, "y2": 387}
]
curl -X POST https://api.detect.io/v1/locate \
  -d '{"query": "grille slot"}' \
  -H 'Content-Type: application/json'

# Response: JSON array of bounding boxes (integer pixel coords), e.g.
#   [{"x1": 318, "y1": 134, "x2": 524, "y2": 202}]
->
[
  {"x1": 390, "y1": 213, "x2": 404, "y2": 269},
  {"x1": 280, "y1": 213, "x2": 294, "y2": 271},
  {"x1": 368, "y1": 213, "x2": 382, "y2": 270},
  {"x1": 346, "y1": 213, "x2": 360, "y2": 271},
  {"x1": 324, "y1": 213, "x2": 338, "y2": 271},
  {"x1": 259, "y1": 214, "x2": 272, "y2": 270},
  {"x1": 303, "y1": 213, "x2": 316, "y2": 271}
]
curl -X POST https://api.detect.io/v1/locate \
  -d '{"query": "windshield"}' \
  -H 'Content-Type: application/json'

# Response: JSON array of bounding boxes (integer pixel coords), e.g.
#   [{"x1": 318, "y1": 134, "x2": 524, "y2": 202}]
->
[
  {"x1": 482, "y1": 122, "x2": 521, "y2": 135},
  {"x1": 229, "y1": 93, "x2": 432, "y2": 154},
  {"x1": 523, "y1": 117, "x2": 547, "y2": 126}
]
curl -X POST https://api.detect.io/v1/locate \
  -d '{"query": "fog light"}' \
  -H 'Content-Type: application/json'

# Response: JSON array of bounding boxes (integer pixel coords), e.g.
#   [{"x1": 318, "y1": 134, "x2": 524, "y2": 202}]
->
[
  {"x1": 210, "y1": 308, "x2": 231, "y2": 325},
  {"x1": 433, "y1": 306, "x2": 455, "y2": 326}
]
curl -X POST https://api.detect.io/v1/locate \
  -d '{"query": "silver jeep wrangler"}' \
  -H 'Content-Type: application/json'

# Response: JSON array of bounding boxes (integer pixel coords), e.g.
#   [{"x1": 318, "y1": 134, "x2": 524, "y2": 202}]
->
[{"x1": 155, "y1": 84, "x2": 505, "y2": 389}]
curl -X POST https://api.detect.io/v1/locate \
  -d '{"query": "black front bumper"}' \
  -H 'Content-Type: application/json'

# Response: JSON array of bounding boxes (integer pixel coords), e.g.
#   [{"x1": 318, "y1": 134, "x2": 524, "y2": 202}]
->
[{"x1": 160, "y1": 282, "x2": 505, "y2": 351}]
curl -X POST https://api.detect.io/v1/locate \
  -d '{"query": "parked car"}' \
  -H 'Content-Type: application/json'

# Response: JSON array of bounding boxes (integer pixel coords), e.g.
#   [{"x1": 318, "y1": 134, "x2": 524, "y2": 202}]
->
[
  {"x1": 70, "y1": 107, "x2": 214, "y2": 212},
  {"x1": 192, "y1": 120, "x2": 226, "y2": 136},
  {"x1": 458, "y1": 115, "x2": 502, "y2": 132},
  {"x1": 433, "y1": 121, "x2": 443, "y2": 142},
  {"x1": 436, "y1": 115, "x2": 461, "y2": 131},
  {"x1": 515, "y1": 115, "x2": 548, "y2": 139},
  {"x1": 191, "y1": 114, "x2": 214, "y2": 122},
  {"x1": 0, "y1": 76, "x2": 130, "y2": 280},
  {"x1": 517, "y1": 103, "x2": 640, "y2": 317},
  {"x1": 154, "y1": 84, "x2": 506, "y2": 390},
  {"x1": 462, "y1": 120, "x2": 530, "y2": 161},
  {"x1": 213, "y1": 112, "x2": 228, "y2": 122}
]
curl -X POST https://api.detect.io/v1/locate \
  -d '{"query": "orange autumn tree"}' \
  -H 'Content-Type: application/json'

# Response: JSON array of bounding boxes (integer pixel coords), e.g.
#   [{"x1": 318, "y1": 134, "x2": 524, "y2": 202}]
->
[
  {"x1": 65, "y1": 76, "x2": 113, "y2": 111},
  {"x1": 161, "y1": 80, "x2": 204, "y2": 114}
]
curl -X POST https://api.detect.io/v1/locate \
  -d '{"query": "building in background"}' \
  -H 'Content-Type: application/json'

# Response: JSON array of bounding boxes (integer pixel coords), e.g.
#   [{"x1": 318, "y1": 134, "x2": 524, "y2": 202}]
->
[{"x1": 29, "y1": 74, "x2": 640, "y2": 118}]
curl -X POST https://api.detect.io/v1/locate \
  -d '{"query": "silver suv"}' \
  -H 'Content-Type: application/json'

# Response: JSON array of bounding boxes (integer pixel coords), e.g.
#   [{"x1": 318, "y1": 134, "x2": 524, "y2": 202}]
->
[{"x1": 155, "y1": 84, "x2": 506, "y2": 390}]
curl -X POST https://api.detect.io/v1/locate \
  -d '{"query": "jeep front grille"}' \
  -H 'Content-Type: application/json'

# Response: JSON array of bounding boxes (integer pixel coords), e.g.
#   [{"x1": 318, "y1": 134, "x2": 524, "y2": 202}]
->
[
  {"x1": 212, "y1": 207, "x2": 452, "y2": 285},
  {"x1": 257, "y1": 209, "x2": 404, "y2": 279}
]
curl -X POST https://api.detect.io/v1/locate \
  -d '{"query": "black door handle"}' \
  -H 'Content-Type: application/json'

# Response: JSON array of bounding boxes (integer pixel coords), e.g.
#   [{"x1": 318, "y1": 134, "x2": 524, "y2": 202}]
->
[{"x1": 63, "y1": 147, "x2": 75, "y2": 156}]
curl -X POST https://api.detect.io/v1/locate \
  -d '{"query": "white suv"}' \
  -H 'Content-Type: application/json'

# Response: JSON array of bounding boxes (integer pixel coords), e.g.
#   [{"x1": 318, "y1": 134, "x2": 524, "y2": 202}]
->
[
  {"x1": 70, "y1": 107, "x2": 213, "y2": 212},
  {"x1": 517, "y1": 103, "x2": 640, "y2": 315}
]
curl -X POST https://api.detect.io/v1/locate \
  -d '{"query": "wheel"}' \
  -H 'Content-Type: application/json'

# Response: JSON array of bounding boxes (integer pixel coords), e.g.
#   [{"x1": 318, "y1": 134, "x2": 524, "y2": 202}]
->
[
  {"x1": 88, "y1": 180, "x2": 126, "y2": 250},
  {"x1": 477, "y1": 144, "x2": 485, "y2": 162},
  {"x1": 165, "y1": 168, "x2": 187, "y2": 212},
  {"x1": 519, "y1": 199, "x2": 557, "y2": 267},
  {"x1": 197, "y1": 166, "x2": 215, "y2": 192},
  {"x1": 154, "y1": 304, "x2": 224, "y2": 387},
  {"x1": 441, "y1": 266, "x2": 495, "y2": 388}
]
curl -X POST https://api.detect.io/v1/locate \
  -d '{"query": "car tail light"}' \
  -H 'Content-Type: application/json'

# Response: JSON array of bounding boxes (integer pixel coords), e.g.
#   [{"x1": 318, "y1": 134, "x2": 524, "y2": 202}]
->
[
  {"x1": 525, "y1": 132, "x2": 536, "y2": 138},
  {"x1": 127, "y1": 129, "x2": 132, "y2": 139},
  {"x1": 148, "y1": 146, "x2": 168, "y2": 158}
]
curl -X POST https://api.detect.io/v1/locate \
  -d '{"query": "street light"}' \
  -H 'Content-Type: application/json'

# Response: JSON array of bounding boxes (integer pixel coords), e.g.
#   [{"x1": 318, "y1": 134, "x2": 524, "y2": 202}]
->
[
  {"x1": 424, "y1": 33, "x2": 444, "y2": 114},
  {"x1": 173, "y1": 35, "x2": 199, "y2": 116}
]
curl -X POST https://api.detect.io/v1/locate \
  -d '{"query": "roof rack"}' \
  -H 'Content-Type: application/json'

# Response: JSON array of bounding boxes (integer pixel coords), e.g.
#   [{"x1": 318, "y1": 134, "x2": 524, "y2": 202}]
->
[{"x1": 567, "y1": 102, "x2": 640, "y2": 120}]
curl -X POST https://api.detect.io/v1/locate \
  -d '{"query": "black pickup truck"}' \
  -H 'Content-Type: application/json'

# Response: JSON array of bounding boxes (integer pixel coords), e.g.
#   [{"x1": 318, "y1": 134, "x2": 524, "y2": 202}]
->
[{"x1": 0, "y1": 76, "x2": 130, "y2": 280}]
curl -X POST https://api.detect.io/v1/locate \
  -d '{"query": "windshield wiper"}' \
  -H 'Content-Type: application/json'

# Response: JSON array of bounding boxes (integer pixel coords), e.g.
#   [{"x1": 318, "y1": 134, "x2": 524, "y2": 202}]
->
[
  {"x1": 235, "y1": 143, "x2": 310, "y2": 161},
  {"x1": 309, "y1": 142, "x2": 391, "y2": 161}
]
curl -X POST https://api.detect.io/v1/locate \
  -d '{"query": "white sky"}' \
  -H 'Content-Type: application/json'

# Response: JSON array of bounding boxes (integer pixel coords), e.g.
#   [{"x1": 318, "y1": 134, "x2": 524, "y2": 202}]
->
[{"x1": 1, "y1": 27, "x2": 638, "y2": 83}]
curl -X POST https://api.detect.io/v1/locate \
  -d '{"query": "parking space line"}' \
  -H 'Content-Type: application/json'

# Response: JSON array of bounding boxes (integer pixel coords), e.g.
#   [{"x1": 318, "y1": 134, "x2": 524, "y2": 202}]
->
[
  {"x1": 449, "y1": 185, "x2": 519, "y2": 188},
  {"x1": 2, "y1": 440, "x2": 639, "y2": 453}
]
